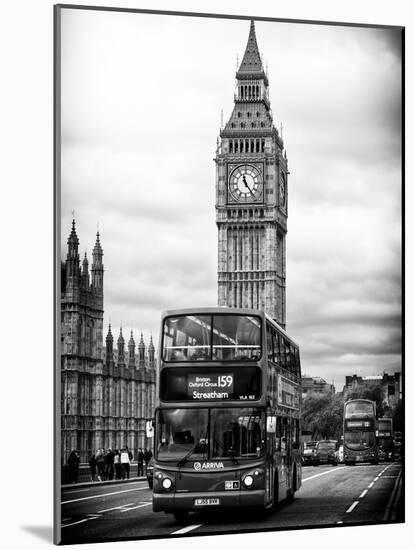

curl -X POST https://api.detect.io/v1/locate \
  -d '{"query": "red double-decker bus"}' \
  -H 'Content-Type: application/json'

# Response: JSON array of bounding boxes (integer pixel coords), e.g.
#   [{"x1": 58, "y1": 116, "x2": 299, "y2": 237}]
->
[
  {"x1": 343, "y1": 399, "x2": 378, "y2": 465},
  {"x1": 152, "y1": 307, "x2": 302, "y2": 522},
  {"x1": 377, "y1": 417, "x2": 394, "y2": 462}
]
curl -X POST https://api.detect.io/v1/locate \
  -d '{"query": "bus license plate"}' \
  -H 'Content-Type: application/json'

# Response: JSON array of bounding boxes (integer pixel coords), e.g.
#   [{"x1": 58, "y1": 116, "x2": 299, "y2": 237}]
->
[
  {"x1": 356, "y1": 456, "x2": 362, "y2": 461},
  {"x1": 194, "y1": 498, "x2": 220, "y2": 506}
]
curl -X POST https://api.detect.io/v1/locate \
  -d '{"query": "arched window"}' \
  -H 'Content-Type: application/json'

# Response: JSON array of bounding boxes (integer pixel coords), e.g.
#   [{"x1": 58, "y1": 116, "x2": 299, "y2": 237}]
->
[
  {"x1": 237, "y1": 112, "x2": 241, "y2": 118},
  {"x1": 229, "y1": 141, "x2": 233, "y2": 153},
  {"x1": 256, "y1": 140, "x2": 260, "y2": 153}
]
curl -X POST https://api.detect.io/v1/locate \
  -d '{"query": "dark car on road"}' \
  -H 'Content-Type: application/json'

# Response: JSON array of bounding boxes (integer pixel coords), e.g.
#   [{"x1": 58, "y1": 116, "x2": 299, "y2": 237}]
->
[
  {"x1": 146, "y1": 457, "x2": 154, "y2": 489},
  {"x1": 312, "y1": 440, "x2": 338, "y2": 466},
  {"x1": 302, "y1": 441, "x2": 317, "y2": 465}
]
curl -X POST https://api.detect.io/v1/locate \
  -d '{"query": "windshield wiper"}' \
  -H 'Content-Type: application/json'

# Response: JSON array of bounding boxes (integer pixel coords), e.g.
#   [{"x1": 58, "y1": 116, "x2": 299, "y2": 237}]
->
[
  {"x1": 177, "y1": 430, "x2": 209, "y2": 467},
  {"x1": 177, "y1": 444, "x2": 199, "y2": 467}
]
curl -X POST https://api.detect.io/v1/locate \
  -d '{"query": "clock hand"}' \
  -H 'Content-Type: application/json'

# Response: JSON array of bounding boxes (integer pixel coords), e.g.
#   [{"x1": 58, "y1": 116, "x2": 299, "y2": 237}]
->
[{"x1": 242, "y1": 175, "x2": 254, "y2": 195}]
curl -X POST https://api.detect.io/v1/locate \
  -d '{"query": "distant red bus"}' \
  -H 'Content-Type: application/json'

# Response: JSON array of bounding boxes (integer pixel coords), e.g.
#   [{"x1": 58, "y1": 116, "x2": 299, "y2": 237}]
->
[
  {"x1": 343, "y1": 399, "x2": 378, "y2": 465},
  {"x1": 377, "y1": 418, "x2": 394, "y2": 461}
]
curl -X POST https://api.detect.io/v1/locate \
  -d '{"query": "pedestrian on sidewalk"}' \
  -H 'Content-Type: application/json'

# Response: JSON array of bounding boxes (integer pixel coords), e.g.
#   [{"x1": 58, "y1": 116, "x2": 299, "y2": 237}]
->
[
  {"x1": 96, "y1": 448, "x2": 105, "y2": 481},
  {"x1": 105, "y1": 448, "x2": 115, "y2": 480},
  {"x1": 89, "y1": 451, "x2": 97, "y2": 482},
  {"x1": 137, "y1": 448, "x2": 144, "y2": 476},
  {"x1": 67, "y1": 450, "x2": 80, "y2": 483},
  {"x1": 144, "y1": 448, "x2": 152, "y2": 474},
  {"x1": 120, "y1": 448, "x2": 131, "y2": 479},
  {"x1": 114, "y1": 450, "x2": 121, "y2": 480}
]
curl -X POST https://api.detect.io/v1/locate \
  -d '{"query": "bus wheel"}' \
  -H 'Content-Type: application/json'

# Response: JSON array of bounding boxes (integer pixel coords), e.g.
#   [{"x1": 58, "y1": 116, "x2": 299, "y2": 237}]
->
[
  {"x1": 173, "y1": 511, "x2": 189, "y2": 524},
  {"x1": 272, "y1": 474, "x2": 279, "y2": 510}
]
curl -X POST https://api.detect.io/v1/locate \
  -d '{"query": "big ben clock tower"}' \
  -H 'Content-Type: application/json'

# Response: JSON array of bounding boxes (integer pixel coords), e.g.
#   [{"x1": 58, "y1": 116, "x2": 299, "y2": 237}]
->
[{"x1": 215, "y1": 20, "x2": 288, "y2": 328}]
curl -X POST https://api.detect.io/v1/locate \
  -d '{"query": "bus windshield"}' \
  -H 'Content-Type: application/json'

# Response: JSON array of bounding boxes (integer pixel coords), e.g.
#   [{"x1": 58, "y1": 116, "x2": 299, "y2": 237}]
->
[
  {"x1": 344, "y1": 431, "x2": 375, "y2": 450},
  {"x1": 344, "y1": 401, "x2": 374, "y2": 418},
  {"x1": 162, "y1": 314, "x2": 261, "y2": 362},
  {"x1": 156, "y1": 407, "x2": 265, "y2": 461}
]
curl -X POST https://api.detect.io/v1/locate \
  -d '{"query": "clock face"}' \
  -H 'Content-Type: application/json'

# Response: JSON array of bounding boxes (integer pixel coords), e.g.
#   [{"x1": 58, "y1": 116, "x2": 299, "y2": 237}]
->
[
  {"x1": 229, "y1": 164, "x2": 262, "y2": 202},
  {"x1": 280, "y1": 173, "x2": 286, "y2": 207}
]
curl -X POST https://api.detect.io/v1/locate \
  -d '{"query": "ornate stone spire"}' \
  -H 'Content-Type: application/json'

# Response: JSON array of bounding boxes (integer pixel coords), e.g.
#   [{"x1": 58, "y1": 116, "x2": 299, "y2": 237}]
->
[
  {"x1": 148, "y1": 335, "x2": 155, "y2": 364},
  {"x1": 66, "y1": 219, "x2": 80, "y2": 278},
  {"x1": 81, "y1": 252, "x2": 90, "y2": 287},
  {"x1": 138, "y1": 331, "x2": 145, "y2": 362},
  {"x1": 106, "y1": 323, "x2": 114, "y2": 357},
  {"x1": 117, "y1": 327, "x2": 125, "y2": 360},
  {"x1": 91, "y1": 231, "x2": 104, "y2": 293},
  {"x1": 236, "y1": 20, "x2": 265, "y2": 78},
  {"x1": 128, "y1": 330, "x2": 136, "y2": 365}
]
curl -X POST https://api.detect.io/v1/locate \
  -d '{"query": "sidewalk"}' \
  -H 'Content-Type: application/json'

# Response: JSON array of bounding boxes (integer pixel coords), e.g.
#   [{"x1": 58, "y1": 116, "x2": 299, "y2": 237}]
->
[{"x1": 62, "y1": 475, "x2": 148, "y2": 489}]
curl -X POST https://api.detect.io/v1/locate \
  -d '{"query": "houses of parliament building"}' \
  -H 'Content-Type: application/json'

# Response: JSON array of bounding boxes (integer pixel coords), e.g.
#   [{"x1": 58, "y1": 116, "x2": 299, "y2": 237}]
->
[{"x1": 60, "y1": 220, "x2": 156, "y2": 463}]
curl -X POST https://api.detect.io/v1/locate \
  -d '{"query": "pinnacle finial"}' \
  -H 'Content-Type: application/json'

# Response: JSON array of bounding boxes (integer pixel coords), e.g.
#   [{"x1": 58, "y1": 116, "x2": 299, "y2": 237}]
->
[{"x1": 236, "y1": 19, "x2": 264, "y2": 77}]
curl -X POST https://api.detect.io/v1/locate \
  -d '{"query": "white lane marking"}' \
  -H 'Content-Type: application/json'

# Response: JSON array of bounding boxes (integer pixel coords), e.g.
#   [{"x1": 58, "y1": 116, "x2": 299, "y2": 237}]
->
[
  {"x1": 359, "y1": 489, "x2": 368, "y2": 499},
  {"x1": 171, "y1": 524, "x2": 204, "y2": 535},
  {"x1": 368, "y1": 482, "x2": 374, "y2": 488},
  {"x1": 120, "y1": 502, "x2": 152, "y2": 512},
  {"x1": 62, "y1": 486, "x2": 148, "y2": 505},
  {"x1": 374, "y1": 477, "x2": 380, "y2": 481},
  {"x1": 61, "y1": 517, "x2": 97, "y2": 529},
  {"x1": 303, "y1": 466, "x2": 346, "y2": 482},
  {"x1": 64, "y1": 488, "x2": 92, "y2": 494},
  {"x1": 336, "y1": 521, "x2": 343, "y2": 524},
  {"x1": 346, "y1": 501, "x2": 359, "y2": 513},
  {"x1": 97, "y1": 503, "x2": 134, "y2": 513}
]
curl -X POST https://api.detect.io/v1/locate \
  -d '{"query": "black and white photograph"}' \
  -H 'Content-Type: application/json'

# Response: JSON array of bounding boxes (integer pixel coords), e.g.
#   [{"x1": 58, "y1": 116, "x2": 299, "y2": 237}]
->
[{"x1": 55, "y1": 4, "x2": 403, "y2": 546}]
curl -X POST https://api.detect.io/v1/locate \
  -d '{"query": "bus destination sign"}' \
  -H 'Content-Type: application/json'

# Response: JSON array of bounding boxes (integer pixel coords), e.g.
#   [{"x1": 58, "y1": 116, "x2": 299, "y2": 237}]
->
[
  {"x1": 346, "y1": 420, "x2": 371, "y2": 428},
  {"x1": 187, "y1": 374, "x2": 234, "y2": 400}
]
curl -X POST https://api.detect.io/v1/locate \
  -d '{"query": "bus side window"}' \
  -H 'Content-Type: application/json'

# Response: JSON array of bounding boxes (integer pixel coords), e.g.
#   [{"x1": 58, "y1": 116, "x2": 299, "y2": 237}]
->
[
  {"x1": 275, "y1": 417, "x2": 282, "y2": 451},
  {"x1": 292, "y1": 419, "x2": 300, "y2": 449},
  {"x1": 281, "y1": 418, "x2": 288, "y2": 451},
  {"x1": 294, "y1": 348, "x2": 300, "y2": 377},
  {"x1": 279, "y1": 334, "x2": 286, "y2": 368},
  {"x1": 273, "y1": 332, "x2": 280, "y2": 365},
  {"x1": 267, "y1": 326, "x2": 273, "y2": 362}
]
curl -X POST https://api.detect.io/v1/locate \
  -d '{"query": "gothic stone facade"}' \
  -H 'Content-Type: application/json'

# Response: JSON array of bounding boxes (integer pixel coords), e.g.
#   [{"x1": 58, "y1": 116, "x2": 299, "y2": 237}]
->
[
  {"x1": 61, "y1": 221, "x2": 156, "y2": 463},
  {"x1": 216, "y1": 21, "x2": 288, "y2": 328}
]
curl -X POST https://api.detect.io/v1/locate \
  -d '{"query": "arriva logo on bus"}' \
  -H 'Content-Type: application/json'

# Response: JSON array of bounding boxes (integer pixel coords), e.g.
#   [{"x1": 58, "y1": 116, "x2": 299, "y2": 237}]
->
[{"x1": 193, "y1": 462, "x2": 225, "y2": 470}]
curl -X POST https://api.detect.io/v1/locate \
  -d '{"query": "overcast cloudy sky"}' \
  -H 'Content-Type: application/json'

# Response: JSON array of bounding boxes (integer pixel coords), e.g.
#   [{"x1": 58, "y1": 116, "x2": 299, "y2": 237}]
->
[{"x1": 60, "y1": 8, "x2": 402, "y2": 390}]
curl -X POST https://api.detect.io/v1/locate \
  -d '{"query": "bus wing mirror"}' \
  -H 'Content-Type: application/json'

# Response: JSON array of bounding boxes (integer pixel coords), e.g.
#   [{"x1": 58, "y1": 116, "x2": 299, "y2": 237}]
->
[{"x1": 267, "y1": 416, "x2": 277, "y2": 433}]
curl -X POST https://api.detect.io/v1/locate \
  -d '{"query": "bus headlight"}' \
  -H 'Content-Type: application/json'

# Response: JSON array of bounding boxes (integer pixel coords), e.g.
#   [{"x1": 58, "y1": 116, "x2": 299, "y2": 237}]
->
[
  {"x1": 243, "y1": 475, "x2": 254, "y2": 488},
  {"x1": 162, "y1": 477, "x2": 173, "y2": 490}
]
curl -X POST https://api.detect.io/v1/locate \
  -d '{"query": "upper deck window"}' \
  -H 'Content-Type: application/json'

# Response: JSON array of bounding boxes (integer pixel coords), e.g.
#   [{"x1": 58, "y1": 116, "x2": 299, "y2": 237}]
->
[
  {"x1": 344, "y1": 401, "x2": 375, "y2": 419},
  {"x1": 162, "y1": 314, "x2": 261, "y2": 362}
]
